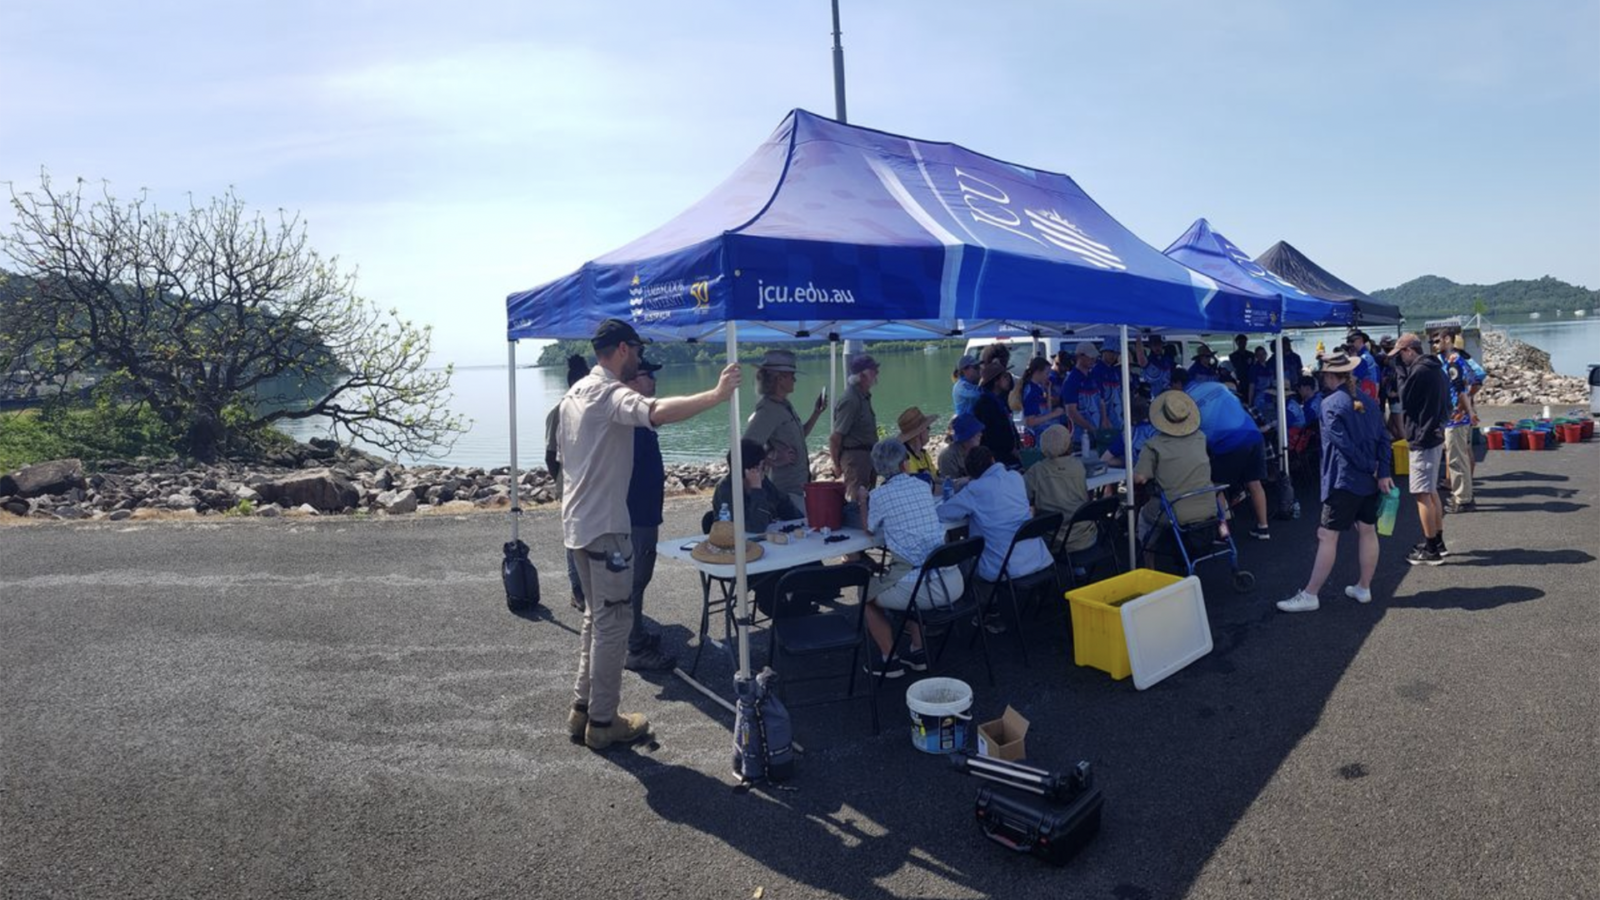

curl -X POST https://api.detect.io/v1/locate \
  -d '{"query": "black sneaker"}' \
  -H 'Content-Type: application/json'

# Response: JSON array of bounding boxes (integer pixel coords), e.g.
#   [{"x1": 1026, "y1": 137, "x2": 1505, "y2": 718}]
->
[
  {"x1": 624, "y1": 647, "x2": 676, "y2": 672},
  {"x1": 864, "y1": 653, "x2": 907, "y2": 679},
  {"x1": 1406, "y1": 546, "x2": 1443, "y2": 566},
  {"x1": 901, "y1": 648, "x2": 929, "y2": 672},
  {"x1": 1249, "y1": 525, "x2": 1271, "y2": 541}
]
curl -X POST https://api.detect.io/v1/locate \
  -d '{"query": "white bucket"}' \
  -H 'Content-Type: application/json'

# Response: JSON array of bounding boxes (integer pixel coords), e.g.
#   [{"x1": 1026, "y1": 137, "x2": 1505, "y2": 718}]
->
[{"x1": 905, "y1": 677, "x2": 972, "y2": 754}]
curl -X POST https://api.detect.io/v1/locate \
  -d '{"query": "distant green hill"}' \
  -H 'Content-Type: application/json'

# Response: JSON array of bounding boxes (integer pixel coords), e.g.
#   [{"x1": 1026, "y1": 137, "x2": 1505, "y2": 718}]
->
[{"x1": 1372, "y1": 275, "x2": 1599, "y2": 319}]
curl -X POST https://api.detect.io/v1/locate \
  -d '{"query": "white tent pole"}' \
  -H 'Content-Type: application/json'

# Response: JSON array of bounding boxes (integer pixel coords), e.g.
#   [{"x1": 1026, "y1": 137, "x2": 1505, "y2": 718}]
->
[
  {"x1": 727, "y1": 323, "x2": 752, "y2": 680},
  {"x1": 507, "y1": 340, "x2": 521, "y2": 544},
  {"x1": 1275, "y1": 333, "x2": 1289, "y2": 483},
  {"x1": 1120, "y1": 326, "x2": 1136, "y2": 565}
]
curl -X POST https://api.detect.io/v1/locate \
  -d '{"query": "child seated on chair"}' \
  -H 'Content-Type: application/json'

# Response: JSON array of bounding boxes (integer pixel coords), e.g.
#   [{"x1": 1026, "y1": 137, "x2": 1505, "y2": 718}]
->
[{"x1": 855, "y1": 438, "x2": 964, "y2": 680}]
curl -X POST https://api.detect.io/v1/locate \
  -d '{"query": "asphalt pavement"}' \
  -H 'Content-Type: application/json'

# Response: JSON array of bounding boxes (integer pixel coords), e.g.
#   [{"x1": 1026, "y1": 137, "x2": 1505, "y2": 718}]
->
[{"x1": 2, "y1": 436, "x2": 1597, "y2": 899}]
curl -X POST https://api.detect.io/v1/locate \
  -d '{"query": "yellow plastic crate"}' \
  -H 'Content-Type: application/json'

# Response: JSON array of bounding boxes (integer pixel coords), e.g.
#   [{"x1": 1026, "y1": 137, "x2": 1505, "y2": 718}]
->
[
  {"x1": 1066, "y1": 569, "x2": 1183, "y2": 680},
  {"x1": 1392, "y1": 440, "x2": 1409, "y2": 477}
]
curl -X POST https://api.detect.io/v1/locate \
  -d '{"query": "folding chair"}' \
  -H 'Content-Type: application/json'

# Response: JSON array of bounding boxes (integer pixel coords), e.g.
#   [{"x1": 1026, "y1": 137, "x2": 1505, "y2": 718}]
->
[
  {"x1": 871, "y1": 536, "x2": 988, "y2": 733},
  {"x1": 984, "y1": 512, "x2": 1064, "y2": 668},
  {"x1": 1055, "y1": 496, "x2": 1123, "y2": 588},
  {"x1": 766, "y1": 562, "x2": 871, "y2": 716}
]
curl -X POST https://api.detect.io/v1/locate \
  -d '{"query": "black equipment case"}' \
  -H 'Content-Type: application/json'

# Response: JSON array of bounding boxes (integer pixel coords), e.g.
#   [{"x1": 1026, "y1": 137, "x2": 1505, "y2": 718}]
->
[{"x1": 954, "y1": 754, "x2": 1104, "y2": 866}]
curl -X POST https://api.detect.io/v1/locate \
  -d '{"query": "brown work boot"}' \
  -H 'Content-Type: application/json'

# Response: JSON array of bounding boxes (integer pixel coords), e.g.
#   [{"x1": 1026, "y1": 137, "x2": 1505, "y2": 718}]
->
[
  {"x1": 565, "y1": 704, "x2": 588, "y2": 740},
  {"x1": 584, "y1": 712, "x2": 651, "y2": 750}
]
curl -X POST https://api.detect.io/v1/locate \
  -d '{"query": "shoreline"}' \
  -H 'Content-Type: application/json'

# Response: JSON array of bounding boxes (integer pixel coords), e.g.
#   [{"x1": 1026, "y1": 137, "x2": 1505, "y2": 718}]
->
[{"x1": 2, "y1": 329, "x2": 1592, "y2": 524}]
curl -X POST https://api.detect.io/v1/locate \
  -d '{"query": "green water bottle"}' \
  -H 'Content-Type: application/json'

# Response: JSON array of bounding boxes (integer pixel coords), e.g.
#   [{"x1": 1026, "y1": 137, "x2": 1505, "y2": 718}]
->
[{"x1": 1376, "y1": 486, "x2": 1400, "y2": 536}]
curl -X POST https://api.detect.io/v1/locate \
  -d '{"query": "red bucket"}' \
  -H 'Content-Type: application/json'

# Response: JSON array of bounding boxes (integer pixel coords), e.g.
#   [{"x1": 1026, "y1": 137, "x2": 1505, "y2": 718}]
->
[
  {"x1": 1523, "y1": 430, "x2": 1547, "y2": 451},
  {"x1": 1561, "y1": 423, "x2": 1584, "y2": 444},
  {"x1": 1583, "y1": 419, "x2": 1595, "y2": 440},
  {"x1": 1486, "y1": 429, "x2": 1505, "y2": 450},
  {"x1": 804, "y1": 481, "x2": 846, "y2": 530}
]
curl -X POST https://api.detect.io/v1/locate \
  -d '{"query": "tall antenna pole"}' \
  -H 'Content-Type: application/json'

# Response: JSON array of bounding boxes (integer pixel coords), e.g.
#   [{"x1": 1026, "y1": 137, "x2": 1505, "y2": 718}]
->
[{"x1": 831, "y1": 0, "x2": 848, "y2": 123}]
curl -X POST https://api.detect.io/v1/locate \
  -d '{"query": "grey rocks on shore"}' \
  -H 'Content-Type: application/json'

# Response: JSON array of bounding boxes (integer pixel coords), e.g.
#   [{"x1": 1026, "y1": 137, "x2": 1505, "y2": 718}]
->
[{"x1": 1475, "y1": 329, "x2": 1589, "y2": 406}]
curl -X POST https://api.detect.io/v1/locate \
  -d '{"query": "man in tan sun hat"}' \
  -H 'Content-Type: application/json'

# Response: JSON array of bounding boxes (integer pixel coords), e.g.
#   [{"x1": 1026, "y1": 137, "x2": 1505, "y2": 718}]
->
[
  {"x1": 1134, "y1": 389, "x2": 1216, "y2": 554},
  {"x1": 894, "y1": 406, "x2": 940, "y2": 485}
]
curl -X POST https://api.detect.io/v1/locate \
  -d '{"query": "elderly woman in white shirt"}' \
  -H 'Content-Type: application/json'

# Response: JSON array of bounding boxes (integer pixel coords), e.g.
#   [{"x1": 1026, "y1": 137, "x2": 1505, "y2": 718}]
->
[{"x1": 855, "y1": 438, "x2": 964, "y2": 680}]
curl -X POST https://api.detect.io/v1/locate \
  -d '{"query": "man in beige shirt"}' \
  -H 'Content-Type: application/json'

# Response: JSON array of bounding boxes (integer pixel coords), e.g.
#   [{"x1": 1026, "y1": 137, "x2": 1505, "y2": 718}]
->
[
  {"x1": 560, "y1": 318, "x2": 740, "y2": 751},
  {"x1": 829, "y1": 354, "x2": 881, "y2": 500}
]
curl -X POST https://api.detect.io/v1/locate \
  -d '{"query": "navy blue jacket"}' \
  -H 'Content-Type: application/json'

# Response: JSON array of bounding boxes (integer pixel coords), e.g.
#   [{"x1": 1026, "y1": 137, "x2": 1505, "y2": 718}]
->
[
  {"x1": 1320, "y1": 386, "x2": 1392, "y2": 501},
  {"x1": 626, "y1": 427, "x2": 664, "y2": 528}
]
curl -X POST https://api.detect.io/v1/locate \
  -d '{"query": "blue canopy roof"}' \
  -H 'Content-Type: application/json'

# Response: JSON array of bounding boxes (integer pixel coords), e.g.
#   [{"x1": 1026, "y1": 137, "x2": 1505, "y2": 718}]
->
[
  {"x1": 1163, "y1": 219, "x2": 1346, "y2": 329},
  {"x1": 507, "y1": 110, "x2": 1279, "y2": 343}
]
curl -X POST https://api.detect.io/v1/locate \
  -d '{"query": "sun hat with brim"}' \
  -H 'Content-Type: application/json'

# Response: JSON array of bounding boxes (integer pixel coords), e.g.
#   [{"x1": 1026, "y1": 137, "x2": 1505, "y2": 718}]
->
[
  {"x1": 1151, "y1": 391, "x2": 1202, "y2": 437},
  {"x1": 1317, "y1": 352, "x2": 1359, "y2": 374},
  {"x1": 756, "y1": 349, "x2": 799, "y2": 373},
  {"x1": 895, "y1": 406, "x2": 939, "y2": 444},
  {"x1": 691, "y1": 520, "x2": 765, "y2": 565},
  {"x1": 980, "y1": 359, "x2": 1014, "y2": 387}
]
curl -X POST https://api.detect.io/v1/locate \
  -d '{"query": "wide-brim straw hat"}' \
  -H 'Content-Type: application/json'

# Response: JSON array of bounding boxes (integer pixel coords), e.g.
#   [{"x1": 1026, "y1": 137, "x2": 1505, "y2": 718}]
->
[
  {"x1": 980, "y1": 358, "x2": 1013, "y2": 387},
  {"x1": 691, "y1": 520, "x2": 765, "y2": 565},
  {"x1": 895, "y1": 406, "x2": 939, "y2": 444},
  {"x1": 1317, "y1": 351, "x2": 1359, "y2": 375},
  {"x1": 756, "y1": 349, "x2": 799, "y2": 373},
  {"x1": 1151, "y1": 391, "x2": 1202, "y2": 437}
]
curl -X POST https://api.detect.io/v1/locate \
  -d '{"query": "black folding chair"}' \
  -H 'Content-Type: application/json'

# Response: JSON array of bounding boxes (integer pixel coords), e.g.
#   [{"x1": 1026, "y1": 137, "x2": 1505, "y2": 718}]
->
[
  {"x1": 1055, "y1": 496, "x2": 1124, "y2": 587},
  {"x1": 872, "y1": 536, "x2": 988, "y2": 733},
  {"x1": 766, "y1": 562, "x2": 871, "y2": 717},
  {"x1": 983, "y1": 512, "x2": 1064, "y2": 668}
]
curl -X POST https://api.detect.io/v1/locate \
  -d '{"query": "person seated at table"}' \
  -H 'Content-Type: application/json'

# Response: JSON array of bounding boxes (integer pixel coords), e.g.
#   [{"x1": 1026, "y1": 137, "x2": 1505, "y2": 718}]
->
[
  {"x1": 1101, "y1": 396, "x2": 1157, "y2": 468},
  {"x1": 937, "y1": 413, "x2": 983, "y2": 491},
  {"x1": 895, "y1": 406, "x2": 940, "y2": 485},
  {"x1": 855, "y1": 439, "x2": 965, "y2": 679},
  {"x1": 1134, "y1": 391, "x2": 1217, "y2": 562},
  {"x1": 937, "y1": 445, "x2": 1054, "y2": 629},
  {"x1": 1025, "y1": 424, "x2": 1098, "y2": 557},
  {"x1": 973, "y1": 359, "x2": 1021, "y2": 468},
  {"x1": 710, "y1": 438, "x2": 804, "y2": 534}
]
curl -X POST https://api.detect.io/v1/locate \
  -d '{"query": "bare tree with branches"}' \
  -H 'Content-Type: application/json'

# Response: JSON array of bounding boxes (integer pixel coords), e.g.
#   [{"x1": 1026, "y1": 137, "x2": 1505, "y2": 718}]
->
[{"x1": 1, "y1": 173, "x2": 465, "y2": 461}]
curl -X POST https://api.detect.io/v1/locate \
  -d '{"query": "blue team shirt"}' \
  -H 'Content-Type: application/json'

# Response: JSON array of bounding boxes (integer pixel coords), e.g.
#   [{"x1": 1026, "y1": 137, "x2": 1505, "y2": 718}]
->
[
  {"x1": 1319, "y1": 386, "x2": 1392, "y2": 500},
  {"x1": 1021, "y1": 380, "x2": 1054, "y2": 438},
  {"x1": 1105, "y1": 421, "x2": 1157, "y2": 466},
  {"x1": 1061, "y1": 367, "x2": 1102, "y2": 429},
  {"x1": 1186, "y1": 381, "x2": 1262, "y2": 455},
  {"x1": 1143, "y1": 355, "x2": 1174, "y2": 395},
  {"x1": 1091, "y1": 361, "x2": 1124, "y2": 430}
]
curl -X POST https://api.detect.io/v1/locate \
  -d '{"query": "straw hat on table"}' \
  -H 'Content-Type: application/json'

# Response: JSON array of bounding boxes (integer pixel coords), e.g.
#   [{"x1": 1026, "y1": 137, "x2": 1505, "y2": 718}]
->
[{"x1": 691, "y1": 520, "x2": 765, "y2": 565}]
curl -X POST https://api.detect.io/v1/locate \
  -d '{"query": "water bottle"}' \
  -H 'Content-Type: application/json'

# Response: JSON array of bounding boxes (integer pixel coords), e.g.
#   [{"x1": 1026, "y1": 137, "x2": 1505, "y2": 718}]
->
[
  {"x1": 718, "y1": 502, "x2": 731, "y2": 523},
  {"x1": 1080, "y1": 428, "x2": 1091, "y2": 458},
  {"x1": 1291, "y1": 500, "x2": 1301, "y2": 520},
  {"x1": 1376, "y1": 486, "x2": 1400, "y2": 536},
  {"x1": 942, "y1": 477, "x2": 954, "y2": 502}
]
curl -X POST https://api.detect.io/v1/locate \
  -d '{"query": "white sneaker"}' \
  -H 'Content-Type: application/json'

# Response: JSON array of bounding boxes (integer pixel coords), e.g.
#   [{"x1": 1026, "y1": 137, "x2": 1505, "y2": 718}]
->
[
  {"x1": 1276, "y1": 590, "x2": 1320, "y2": 613},
  {"x1": 1344, "y1": 584, "x2": 1373, "y2": 604}
]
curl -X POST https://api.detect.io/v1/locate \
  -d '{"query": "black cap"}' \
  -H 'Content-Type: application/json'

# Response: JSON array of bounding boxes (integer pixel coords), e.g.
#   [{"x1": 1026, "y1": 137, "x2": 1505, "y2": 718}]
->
[
  {"x1": 637, "y1": 353, "x2": 663, "y2": 374},
  {"x1": 592, "y1": 318, "x2": 650, "y2": 351}
]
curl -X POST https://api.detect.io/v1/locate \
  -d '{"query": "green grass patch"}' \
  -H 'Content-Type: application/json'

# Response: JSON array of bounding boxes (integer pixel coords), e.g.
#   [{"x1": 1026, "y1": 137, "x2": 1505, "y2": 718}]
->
[{"x1": 0, "y1": 404, "x2": 178, "y2": 471}]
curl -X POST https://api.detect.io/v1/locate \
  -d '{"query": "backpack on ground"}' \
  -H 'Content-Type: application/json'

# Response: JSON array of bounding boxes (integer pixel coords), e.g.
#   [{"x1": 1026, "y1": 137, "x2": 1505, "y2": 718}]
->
[{"x1": 502, "y1": 539, "x2": 541, "y2": 613}]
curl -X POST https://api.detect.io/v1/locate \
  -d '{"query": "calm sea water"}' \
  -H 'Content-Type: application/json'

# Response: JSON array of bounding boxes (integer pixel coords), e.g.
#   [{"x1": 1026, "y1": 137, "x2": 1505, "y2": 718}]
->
[{"x1": 278, "y1": 317, "x2": 1600, "y2": 468}]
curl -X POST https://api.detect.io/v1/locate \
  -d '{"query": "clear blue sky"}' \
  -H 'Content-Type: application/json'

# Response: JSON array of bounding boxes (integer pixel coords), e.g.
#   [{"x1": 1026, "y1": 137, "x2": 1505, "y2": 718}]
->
[{"x1": 3, "y1": 1, "x2": 1596, "y2": 365}]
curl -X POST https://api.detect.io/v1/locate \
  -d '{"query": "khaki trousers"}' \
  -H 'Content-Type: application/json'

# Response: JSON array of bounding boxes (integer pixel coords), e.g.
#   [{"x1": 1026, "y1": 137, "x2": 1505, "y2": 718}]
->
[
  {"x1": 1444, "y1": 426, "x2": 1473, "y2": 505},
  {"x1": 571, "y1": 533, "x2": 635, "y2": 723}
]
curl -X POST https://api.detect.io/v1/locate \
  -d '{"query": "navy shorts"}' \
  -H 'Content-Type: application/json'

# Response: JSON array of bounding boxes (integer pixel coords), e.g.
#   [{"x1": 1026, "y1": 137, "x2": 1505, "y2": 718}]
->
[
  {"x1": 1210, "y1": 439, "x2": 1266, "y2": 488},
  {"x1": 1320, "y1": 489, "x2": 1379, "y2": 532}
]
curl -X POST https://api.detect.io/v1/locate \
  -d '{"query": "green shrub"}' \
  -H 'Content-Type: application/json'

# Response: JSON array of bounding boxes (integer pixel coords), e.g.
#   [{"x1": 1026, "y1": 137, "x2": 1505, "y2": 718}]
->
[{"x1": 0, "y1": 404, "x2": 177, "y2": 471}]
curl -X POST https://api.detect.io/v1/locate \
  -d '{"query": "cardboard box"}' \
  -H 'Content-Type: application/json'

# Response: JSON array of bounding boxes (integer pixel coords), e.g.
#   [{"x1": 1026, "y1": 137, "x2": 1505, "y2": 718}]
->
[{"x1": 976, "y1": 706, "x2": 1030, "y2": 761}]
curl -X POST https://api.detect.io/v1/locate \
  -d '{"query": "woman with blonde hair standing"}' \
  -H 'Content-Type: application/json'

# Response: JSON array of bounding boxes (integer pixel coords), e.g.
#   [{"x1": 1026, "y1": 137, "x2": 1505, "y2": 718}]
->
[{"x1": 1278, "y1": 352, "x2": 1394, "y2": 613}]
